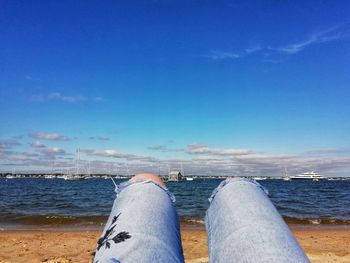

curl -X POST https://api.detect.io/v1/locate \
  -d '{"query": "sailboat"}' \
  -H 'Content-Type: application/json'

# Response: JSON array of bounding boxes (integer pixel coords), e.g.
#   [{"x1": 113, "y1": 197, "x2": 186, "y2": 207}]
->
[
  {"x1": 6, "y1": 168, "x2": 16, "y2": 179},
  {"x1": 63, "y1": 148, "x2": 82, "y2": 180},
  {"x1": 282, "y1": 166, "x2": 291, "y2": 181}
]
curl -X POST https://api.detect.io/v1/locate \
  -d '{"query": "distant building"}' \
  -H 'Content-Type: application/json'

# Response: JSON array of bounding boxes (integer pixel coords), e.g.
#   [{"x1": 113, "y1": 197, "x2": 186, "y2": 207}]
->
[{"x1": 168, "y1": 171, "x2": 182, "y2": 182}]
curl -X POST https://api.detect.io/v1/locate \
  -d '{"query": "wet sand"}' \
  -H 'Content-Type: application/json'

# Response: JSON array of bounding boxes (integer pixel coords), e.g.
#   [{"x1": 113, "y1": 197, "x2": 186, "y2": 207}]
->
[{"x1": 0, "y1": 225, "x2": 349, "y2": 263}]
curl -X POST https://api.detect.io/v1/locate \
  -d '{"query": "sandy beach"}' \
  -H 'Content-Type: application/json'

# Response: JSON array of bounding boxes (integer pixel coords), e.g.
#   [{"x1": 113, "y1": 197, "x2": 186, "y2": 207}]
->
[{"x1": 0, "y1": 225, "x2": 349, "y2": 263}]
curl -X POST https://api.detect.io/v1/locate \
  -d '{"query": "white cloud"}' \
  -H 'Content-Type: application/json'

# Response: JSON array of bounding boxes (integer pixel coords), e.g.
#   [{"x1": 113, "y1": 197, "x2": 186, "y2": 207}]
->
[
  {"x1": 41, "y1": 147, "x2": 66, "y2": 155},
  {"x1": 29, "y1": 133, "x2": 69, "y2": 141},
  {"x1": 245, "y1": 45, "x2": 262, "y2": 54},
  {"x1": 208, "y1": 50, "x2": 241, "y2": 60},
  {"x1": 81, "y1": 148, "x2": 158, "y2": 163},
  {"x1": 23, "y1": 151, "x2": 40, "y2": 157},
  {"x1": 2, "y1": 141, "x2": 350, "y2": 176},
  {"x1": 208, "y1": 45, "x2": 262, "y2": 60},
  {"x1": 148, "y1": 145, "x2": 168, "y2": 151},
  {"x1": 89, "y1": 136, "x2": 110, "y2": 141},
  {"x1": 303, "y1": 147, "x2": 350, "y2": 156},
  {"x1": 98, "y1": 136, "x2": 110, "y2": 141},
  {"x1": 30, "y1": 141, "x2": 46, "y2": 148},
  {"x1": 0, "y1": 139, "x2": 21, "y2": 149},
  {"x1": 29, "y1": 93, "x2": 104, "y2": 103},
  {"x1": 47, "y1": 92, "x2": 86, "y2": 102},
  {"x1": 186, "y1": 144, "x2": 253, "y2": 156},
  {"x1": 29, "y1": 95, "x2": 45, "y2": 102},
  {"x1": 8, "y1": 155, "x2": 30, "y2": 161},
  {"x1": 94, "y1": 97, "x2": 104, "y2": 102}
]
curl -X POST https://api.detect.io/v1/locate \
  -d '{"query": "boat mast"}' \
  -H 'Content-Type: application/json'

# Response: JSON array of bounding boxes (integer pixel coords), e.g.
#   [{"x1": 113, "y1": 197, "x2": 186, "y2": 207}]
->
[
  {"x1": 87, "y1": 160, "x2": 91, "y2": 176},
  {"x1": 51, "y1": 158, "x2": 55, "y2": 175},
  {"x1": 75, "y1": 148, "x2": 80, "y2": 176}
]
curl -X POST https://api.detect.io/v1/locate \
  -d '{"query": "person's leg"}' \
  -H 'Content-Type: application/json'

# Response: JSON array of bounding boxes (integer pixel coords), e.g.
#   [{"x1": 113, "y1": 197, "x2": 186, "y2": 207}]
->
[
  {"x1": 93, "y1": 173, "x2": 184, "y2": 263},
  {"x1": 205, "y1": 178, "x2": 309, "y2": 263}
]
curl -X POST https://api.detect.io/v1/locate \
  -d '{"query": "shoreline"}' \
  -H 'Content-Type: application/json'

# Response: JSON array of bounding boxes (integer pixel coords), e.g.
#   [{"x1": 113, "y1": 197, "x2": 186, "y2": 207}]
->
[
  {"x1": 1, "y1": 221, "x2": 350, "y2": 232},
  {"x1": 2, "y1": 214, "x2": 350, "y2": 229},
  {"x1": 0, "y1": 223, "x2": 349, "y2": 263}
]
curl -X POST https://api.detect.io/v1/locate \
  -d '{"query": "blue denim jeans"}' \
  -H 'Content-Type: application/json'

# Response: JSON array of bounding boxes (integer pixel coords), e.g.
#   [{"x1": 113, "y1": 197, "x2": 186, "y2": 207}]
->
[{"x1": 94, "y1": 178, "x2": 309, "y2": 263}]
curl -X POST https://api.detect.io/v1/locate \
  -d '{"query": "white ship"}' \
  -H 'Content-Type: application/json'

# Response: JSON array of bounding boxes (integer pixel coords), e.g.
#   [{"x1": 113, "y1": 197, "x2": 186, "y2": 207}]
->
[{"x1": 290, "y1": 171, "x2": 324, "y2": 180}]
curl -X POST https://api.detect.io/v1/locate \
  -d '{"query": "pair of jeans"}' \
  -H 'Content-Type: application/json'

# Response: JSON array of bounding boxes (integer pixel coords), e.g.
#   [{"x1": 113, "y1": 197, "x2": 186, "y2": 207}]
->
[{"x1": 93, "y1": 178, "x2": 309, "y2": 263}]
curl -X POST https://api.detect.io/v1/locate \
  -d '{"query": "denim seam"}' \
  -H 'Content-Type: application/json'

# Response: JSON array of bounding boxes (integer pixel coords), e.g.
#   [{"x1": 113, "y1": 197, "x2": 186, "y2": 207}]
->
[
  {"x1": 115, "y1": 179, "x2": 176, "y2": 203},
  {"x1": 206, "y1": 213, "x2": 212, "y2": 258}
]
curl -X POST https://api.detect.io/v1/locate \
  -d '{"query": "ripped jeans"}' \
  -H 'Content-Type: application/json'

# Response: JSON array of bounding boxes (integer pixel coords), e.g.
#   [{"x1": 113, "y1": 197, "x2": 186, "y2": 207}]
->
[{"x1": 93, "y1": 178, "x2": 309, "y2": 263}]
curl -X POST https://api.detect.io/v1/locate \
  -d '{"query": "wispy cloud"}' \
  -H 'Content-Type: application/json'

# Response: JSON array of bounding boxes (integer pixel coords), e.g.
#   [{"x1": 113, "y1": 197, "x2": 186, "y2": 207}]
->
[
  {"x1": 29, "y1": 95, "x2": 45, "y2": 102},
  {"x1": 29, "y1": 132, "x2": 70, "y2": 141},
  {"x1": 208, "y1": 51, "x2": 241, "y2": 60},
  {"x1": 23, "y1": 151, "x2": 40, "y2": 157},
  {"x1": 303, "y1": 147, "x2": 350, "y2": 156},
  {"x1": 89, "y1": 136, "x2": 110, "y2": 141},
  {"x1": 148, "y1": 145, "x2": 167, "y2": 151},
  {"x1": 278, "y1": 25, "x2": 349, "y2": 55},
  {"x1": 47, "y1": 92, "x2": 86, "y2": 103},
  {"x1": 94, "y1": 97, "x2": 104, "y2": 102},
  {"x1": 148, "y1": 145, "x2": 183, "y2": 152},
  {"x1": 208, "y1": 24, "x2": 349, "y2": 61},
  {"x1": 98, "y1": 136, "x2": 110, "y2": 141},
  {"x1": 12, "y1": 135, "x2": 24, "y2": 140},
  {"x1": 208, "y1": 45, "x2": 262, "y2": 60},
  {"x1": 29, "y1": 93, "x2": 104, "y2": 103}
]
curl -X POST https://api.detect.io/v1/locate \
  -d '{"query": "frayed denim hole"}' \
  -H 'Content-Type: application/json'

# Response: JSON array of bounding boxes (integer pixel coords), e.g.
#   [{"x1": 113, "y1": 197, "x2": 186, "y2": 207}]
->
[
  {"x1": 114, "y1": 180, "x2": 132, "y2": 195},
  {"x1": 225, "y1": 177, "x2": 268, "y2": 193},
  {"x1": 142, "y1": 179, "x2": 176, "y2": 203},
  {"x1": 263, "y1": 187, "x2": 269, "y2": 196}
]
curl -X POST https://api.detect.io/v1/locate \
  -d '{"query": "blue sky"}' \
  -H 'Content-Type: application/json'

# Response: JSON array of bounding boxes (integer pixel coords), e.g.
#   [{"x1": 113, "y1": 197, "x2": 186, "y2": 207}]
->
[{"x1": 1, "y1": 0, "x2": 350, "y2": 176}]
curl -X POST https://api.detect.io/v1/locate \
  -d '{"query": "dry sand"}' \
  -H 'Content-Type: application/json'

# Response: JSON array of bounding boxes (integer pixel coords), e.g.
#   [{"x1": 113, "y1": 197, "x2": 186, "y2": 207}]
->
[{"x1": 0, "y1": 225, "x2": 349, "y2": 263}]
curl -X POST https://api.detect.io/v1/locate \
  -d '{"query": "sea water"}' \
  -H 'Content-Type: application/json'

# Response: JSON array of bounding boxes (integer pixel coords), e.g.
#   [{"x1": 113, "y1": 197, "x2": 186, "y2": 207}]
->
[{"x1": 0, "y1": 178, "x2": 349, "y2": 229}]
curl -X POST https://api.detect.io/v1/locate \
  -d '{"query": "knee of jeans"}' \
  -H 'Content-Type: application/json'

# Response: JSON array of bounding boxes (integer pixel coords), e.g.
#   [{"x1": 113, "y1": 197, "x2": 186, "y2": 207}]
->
[
  {"x1": 115, "y1": 174, "x2": 176, "y2": 203},
  {"x1": 208, "y1": 178, "x2": 268, "y2": 203},
  {"x1": 131, "y1": 173, "x2": 166, "y2": 187}
]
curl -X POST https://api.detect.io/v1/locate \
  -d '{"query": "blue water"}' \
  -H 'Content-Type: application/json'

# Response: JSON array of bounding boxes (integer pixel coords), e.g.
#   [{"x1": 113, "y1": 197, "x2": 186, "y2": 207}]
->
[{"x1": 0, "y1": 178, "x2": 349, "y2": 227}]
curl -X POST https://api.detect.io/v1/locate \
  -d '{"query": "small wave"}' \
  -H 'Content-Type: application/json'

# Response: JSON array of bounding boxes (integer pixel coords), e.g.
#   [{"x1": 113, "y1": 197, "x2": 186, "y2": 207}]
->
[
  {"x1": 308, "y1": 219, "x2": 321, "y2": 225},
  {"x1": 0, "y1": 214, "x2": 107, "y2": 226},
  {"x1": 181, "y1": 218, "x2": 205, "y2": 225},
  {"x1": 283, "y1": 216, "x2": 350, "y2": 225}
]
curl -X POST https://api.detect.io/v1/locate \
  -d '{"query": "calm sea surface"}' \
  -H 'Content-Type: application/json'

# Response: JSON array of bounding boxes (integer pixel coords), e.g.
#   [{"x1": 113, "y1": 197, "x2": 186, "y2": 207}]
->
[{"x1": 0, "y1": 178, "x2": 349, "y2": 229}]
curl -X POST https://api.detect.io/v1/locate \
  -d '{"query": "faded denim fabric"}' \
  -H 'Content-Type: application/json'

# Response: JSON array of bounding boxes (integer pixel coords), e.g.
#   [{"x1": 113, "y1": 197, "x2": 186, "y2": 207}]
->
[
  {"x1": 93, "y1": 179, "x2": 184, "y2": 263},
  {"x1": 94, "y1": 178, "x2": 309, "y2": 263},
  {"x1": 205, "y1": 178, "x2": 310, "y2": 263}
]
